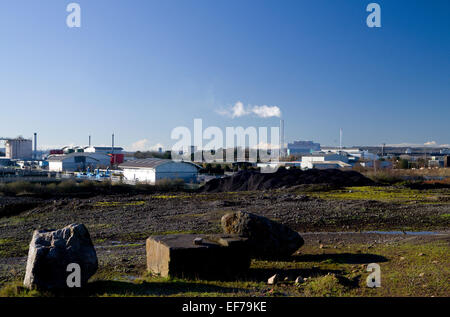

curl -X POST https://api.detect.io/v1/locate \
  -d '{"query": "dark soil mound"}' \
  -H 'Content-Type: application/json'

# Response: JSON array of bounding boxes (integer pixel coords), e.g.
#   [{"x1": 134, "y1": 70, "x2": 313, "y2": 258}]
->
[{"x1": 201, "y1": 169, "x2": 374, "y2": 192}]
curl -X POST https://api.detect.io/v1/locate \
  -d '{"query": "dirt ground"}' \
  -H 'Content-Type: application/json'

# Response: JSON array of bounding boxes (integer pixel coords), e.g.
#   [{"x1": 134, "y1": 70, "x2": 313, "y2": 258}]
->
[{"x1": 0, "y1": 185, "x2": 449, "y2": 296}]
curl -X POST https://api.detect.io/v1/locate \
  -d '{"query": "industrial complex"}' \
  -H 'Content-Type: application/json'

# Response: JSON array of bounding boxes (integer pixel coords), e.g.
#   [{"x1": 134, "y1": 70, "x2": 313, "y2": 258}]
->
[{"x1": 1, "y1": 129, "x2": 449, "y2": 185}]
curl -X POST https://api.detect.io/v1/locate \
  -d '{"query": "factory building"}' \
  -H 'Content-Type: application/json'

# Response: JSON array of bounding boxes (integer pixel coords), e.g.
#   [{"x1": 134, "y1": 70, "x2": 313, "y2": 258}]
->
[
  {"x1": 301, "y1": 153, "x2": 349, "y2": 164},
  {"x1": 84, "y1": 146, "x2": 123, "y2": 155},
  {"x1": 287, "y1": 141, "x2": 321, "y2": 155},
  {"x1": 300, "y1": 153, "x2": 350, "y2": 169},
  {"x1": 47, "y1": 153, "x2": 111, "y2": 172},
  {"x1": 4, "y1": 138, "x2": 32, "y2": 160},
  {"x1": 321, "y1": 148, "x2": 378, "y2": 161},
  {"x1": 303, "y1": 161, "x2": 352, "y2": 169},
  {"x1": 119, "y1": 158, "x2": 200, "y2": 184}
]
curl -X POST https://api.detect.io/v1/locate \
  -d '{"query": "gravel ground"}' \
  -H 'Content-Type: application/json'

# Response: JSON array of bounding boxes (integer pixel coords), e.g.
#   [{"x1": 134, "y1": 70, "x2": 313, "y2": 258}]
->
[{"x1": 0, "y1": 189, "x2": 449, "y2": 286}]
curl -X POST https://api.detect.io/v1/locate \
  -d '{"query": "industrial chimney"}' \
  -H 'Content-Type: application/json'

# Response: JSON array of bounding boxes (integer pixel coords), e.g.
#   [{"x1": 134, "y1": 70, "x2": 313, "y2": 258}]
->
[
  {"x1": 112, "y1": 133, "x2": 115, "y2": 155},
  {"x1": 33, "y1": 133, "x2": 37, "y2": 160},
  {"x1": 279, "y1": 119, "x2": 285, "y2": 158}
]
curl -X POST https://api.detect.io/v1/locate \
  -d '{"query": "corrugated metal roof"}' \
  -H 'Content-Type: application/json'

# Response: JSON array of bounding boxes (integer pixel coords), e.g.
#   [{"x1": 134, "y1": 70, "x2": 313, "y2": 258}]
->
[
  {"x1": 119, "y1": 158, "x2": 169, "y2": 168},
  {"x1": 87, "y1": 146, "x2": 124, "y2": 151},
  {"x1": 119, "y1": 158, "x2": 201, "y2": 170},
  {"x1": 47, "y1": 153, "x2": 101, "y2": 162}
]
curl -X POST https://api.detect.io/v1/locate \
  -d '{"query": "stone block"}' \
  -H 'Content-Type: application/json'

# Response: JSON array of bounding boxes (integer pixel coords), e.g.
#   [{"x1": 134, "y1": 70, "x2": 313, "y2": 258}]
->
[{"x1": 146, "y1": 234, "x2": 250, "y2": 280}]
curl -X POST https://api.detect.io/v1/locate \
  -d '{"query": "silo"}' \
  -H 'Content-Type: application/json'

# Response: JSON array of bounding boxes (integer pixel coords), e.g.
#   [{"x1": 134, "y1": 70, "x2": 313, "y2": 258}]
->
[{"x1": 5, "y1": 138, "x2": 33, "y2": 160}]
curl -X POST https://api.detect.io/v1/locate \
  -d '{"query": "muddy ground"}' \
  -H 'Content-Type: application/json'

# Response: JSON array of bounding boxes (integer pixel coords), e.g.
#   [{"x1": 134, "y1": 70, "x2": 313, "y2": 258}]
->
[{"x1": 0, "y1": 186, "x2": 449, "y2": 296}]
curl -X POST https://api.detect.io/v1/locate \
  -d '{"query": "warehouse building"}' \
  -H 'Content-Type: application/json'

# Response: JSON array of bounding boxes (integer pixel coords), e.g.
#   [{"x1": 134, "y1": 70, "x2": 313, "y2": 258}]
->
[
  {"x1": 119, "y1": 158, "x2": 200, "y2": 184},
  {"x1": 47, "y1": 153, "x2": 111, "y2": 172}
]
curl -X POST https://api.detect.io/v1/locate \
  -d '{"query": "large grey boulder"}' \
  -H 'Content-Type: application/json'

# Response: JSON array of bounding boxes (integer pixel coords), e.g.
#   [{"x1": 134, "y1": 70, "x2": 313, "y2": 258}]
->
[
  {"x1": 221, "y1": 211, "x2": 304, "y2": 258},
  {"x1": 23, "y1": 223, "x2": 98, "y2": 290}
]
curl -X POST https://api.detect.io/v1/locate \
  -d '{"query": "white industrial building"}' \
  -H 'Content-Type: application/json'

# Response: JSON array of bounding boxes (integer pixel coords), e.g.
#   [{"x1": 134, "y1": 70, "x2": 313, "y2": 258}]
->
[
  {"x1": 301, "y1": 153, "x2": 349, "y2": 163},
  {"x1": 47, "y1": 153, "x2": 111, "y2": 172},
  {"x1": 119, "y1": 158, "x2": 200, "y2": 184},
  {"x1": 300, "y1": 153, "x2": 350, "y2": 169},
  {"x1": 301, "y1": 161, "x2": 351, "y2": 169}
]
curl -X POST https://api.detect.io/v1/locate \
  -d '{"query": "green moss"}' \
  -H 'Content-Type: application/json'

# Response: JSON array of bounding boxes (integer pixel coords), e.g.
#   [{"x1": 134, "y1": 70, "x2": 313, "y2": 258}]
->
[
  {"x1": 0, "y1": 239, "x2": 29, "y2": 258},
  {"x1": 303, "y1": 274, "x2": 349, "y2": 297},
  {"x1": 0, "y1": 282, "x2": 47, "y2": 297},
  {"x1": 88, "y1": 223, "x2": 113, "y2": 230},
  {"x1": 94, "y1": 201, "x2": 146, "y2": 207},
  {"x1": 0, "y1": 238, "x2": 13, "y2": 245}
]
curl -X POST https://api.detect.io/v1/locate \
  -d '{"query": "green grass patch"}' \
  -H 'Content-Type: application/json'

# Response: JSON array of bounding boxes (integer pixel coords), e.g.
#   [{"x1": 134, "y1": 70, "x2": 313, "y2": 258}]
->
[
  {"x1": 1, "y1": 239, "x2": 449, "y2": 297},
  {"x1": 94, "y1": 201, "x2": 146, "y2": 207},
  {"x1": 310, "y1": 186, "x2": 450, "y2": 204}
]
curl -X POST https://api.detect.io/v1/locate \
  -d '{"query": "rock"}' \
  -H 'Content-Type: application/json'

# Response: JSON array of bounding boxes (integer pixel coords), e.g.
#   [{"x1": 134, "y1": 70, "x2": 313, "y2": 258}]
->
[
  {"x1": 221, "y1": 211, "x2": 304, "y2": 258},
  {"x1": 267, "y1": 274, "x2": 279, "y2": 285},
  {"x1": 23, "y1": 224, "x2": 98, "y2": 290},
  {"x1": 193, "y1": 237, "x2": 203, "y2": 245}
]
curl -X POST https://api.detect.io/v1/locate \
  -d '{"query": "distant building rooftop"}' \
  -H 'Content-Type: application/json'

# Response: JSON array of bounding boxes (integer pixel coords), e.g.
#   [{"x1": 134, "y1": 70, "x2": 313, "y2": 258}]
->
[
  {"x1": 119, "y1": 158, "x2": 201, "y2": 170},
  {"x1": 47, "y1": 152, "x2": 107, "y2": 162}
]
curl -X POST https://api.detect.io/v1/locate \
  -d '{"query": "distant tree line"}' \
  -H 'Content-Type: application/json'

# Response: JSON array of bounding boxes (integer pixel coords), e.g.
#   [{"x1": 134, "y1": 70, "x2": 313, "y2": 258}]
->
[{"x1": 134, "y1": 151, "x2": 172, "y2": 160}]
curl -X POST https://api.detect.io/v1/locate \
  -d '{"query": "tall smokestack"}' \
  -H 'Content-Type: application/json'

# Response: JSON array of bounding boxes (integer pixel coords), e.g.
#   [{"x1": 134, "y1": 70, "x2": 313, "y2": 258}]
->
[
  {"x1": 112, "y1": 133, "x2": 115, "y2": 155},
  {"x1": 339, "y1": 128, "x2": 343, "y2": 151},
  {"x1": 34, "y1": 133, "x2": 37, "y2": 160},
  {"x1": 89, "y1": 135, "x2": 91, "y2": 147},
  {"x1": 279, "y1": 119, "x2": 285, "y2": 158}
]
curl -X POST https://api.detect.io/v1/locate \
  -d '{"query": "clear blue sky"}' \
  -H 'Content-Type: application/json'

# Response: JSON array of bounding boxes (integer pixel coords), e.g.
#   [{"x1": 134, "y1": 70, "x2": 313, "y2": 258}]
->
[{"x1": 0, "y1": 0, "x2": 449, "y2": 150}]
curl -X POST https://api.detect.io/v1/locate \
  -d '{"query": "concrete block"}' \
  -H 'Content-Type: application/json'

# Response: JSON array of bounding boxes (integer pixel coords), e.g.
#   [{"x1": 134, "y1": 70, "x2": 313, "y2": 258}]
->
[{"x1": 146, "y1": 234, "x2": 250, "y2": 280}]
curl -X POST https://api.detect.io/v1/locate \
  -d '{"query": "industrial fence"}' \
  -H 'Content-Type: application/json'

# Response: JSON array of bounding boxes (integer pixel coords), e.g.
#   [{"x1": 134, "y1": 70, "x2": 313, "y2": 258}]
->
[{"x1": 0, "y1": 176, "x2": 61, "y2": 183}]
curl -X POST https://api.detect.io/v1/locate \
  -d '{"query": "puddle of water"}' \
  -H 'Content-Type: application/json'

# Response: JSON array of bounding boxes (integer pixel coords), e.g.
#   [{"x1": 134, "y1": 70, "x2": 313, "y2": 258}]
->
[
  {"x1": 363, "y1": 231, "x2": 442, "y2": 236},
  {"x1": 302, "y1": 231, "x2": 446, "y2": 236},
  {"x1": 122, "y1": 275, "x2": 139, "y2": 281}
]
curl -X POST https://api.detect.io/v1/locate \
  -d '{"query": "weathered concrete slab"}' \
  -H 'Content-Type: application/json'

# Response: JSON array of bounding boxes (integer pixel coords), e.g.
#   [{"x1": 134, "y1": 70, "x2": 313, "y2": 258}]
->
[{"x1": 146, "y1": 234, "x2": 250, "y2": 280}]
